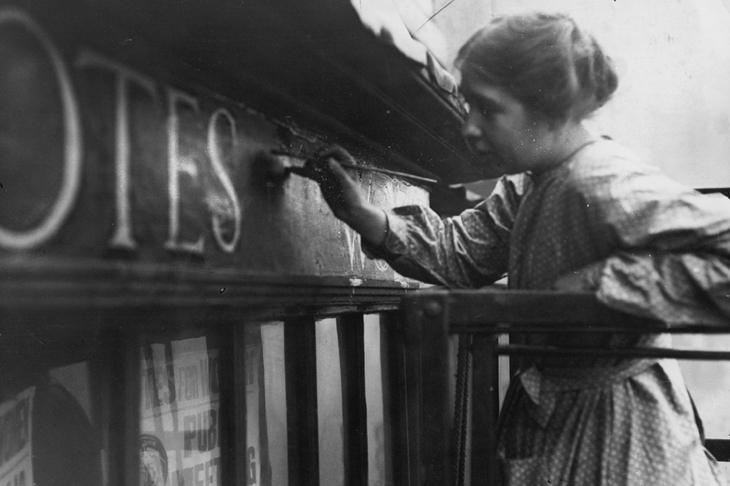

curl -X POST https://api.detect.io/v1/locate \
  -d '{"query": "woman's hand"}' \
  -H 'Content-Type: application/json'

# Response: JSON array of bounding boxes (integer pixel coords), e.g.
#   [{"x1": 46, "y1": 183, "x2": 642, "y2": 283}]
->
[
  {"x1": 308, "y1": 145, "x2": 389, "y2": 247},
  {"x1": 307, "y1": 146, "x2": 366, "y2": 221}
]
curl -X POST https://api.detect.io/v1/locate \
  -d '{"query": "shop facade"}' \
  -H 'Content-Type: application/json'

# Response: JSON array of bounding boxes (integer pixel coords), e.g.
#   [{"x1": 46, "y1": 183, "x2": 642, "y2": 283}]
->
[{"x1": 0, "y1": 1, "x2": 482, "y2": 485}]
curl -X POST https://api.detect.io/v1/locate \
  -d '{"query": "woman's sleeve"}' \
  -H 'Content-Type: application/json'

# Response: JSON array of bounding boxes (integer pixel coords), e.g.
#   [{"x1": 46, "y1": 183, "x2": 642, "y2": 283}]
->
[
  {"x1": 362, "y1": 174, "x2": 527, "y2": 289},
  {"x1": 575, "y1": 164, "x2": 730, "y2": 325}
]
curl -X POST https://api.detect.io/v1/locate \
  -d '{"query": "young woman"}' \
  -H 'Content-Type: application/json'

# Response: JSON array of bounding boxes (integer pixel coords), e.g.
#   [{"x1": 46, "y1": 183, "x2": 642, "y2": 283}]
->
[{"x1": 309, "y1": 12, "x2": 729, "y2": 485}]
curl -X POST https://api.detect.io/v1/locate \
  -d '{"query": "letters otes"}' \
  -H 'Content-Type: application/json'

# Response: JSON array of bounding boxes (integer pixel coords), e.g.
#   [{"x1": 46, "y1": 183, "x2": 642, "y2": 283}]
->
[{"x1": 0, "y1": 7, "x2": 242, "y2": 254}]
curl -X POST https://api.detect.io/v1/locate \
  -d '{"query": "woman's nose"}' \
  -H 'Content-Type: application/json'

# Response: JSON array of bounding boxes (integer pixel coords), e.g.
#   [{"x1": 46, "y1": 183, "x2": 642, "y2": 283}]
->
[{"x1": 462, "y1": 115, "x2": 482, "y2": 141}]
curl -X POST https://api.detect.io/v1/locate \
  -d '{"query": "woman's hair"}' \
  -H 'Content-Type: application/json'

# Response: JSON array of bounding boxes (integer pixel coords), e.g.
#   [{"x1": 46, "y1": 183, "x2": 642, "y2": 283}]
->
[{"x1": 455, "y1": 13, "x2": 618, "y2": 123}]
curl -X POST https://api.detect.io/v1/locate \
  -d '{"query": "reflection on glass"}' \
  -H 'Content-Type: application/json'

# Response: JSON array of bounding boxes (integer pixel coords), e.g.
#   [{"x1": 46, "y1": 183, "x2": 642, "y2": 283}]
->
[
  {"x1": 260, "y1": 323, "x2": 288, "y2": 486},
  {"x1": 245, "y1": 326, "x2": 265, "y2": 486},
  {"x1": 140, "y1": 336, "x2": 220, "y2": 486},
  {"x1": 244, "y1": 322, "x2": 288, "y2": 486},
  {"x1": 0, "y1": 361, "x2": 101, "y2": 486},
  {"x1": 364, "y1": 314, "x2": 392, "y2": 486},
  {"x1": 50, "y1": 362, "x2": 93, "y2": 424},
  {"x1": 0, "y1": 386, "x2": 34, "y2": 486},
  {"x1": 316, "y1": 319, "x2": 344, "y2": 486}
]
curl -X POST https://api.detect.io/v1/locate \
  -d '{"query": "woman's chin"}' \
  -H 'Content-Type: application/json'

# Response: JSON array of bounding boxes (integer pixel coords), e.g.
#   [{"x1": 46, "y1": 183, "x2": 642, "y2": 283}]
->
[{"x1": 476, "y1": 153, "x2": 510, "y2": 178}]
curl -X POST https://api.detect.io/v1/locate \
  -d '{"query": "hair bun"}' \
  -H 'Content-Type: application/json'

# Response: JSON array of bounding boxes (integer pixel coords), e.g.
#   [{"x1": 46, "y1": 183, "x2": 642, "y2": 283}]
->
[{"x1": 456, "y1": 13, "x2": 619, "y2": 122}]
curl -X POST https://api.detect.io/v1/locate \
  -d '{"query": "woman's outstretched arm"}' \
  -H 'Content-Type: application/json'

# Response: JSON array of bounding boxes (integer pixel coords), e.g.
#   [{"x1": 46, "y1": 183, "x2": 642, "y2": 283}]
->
[
  {"x1": 306, "y1": 146, "x2": 388, "y2": 248},
  {"x1": 309, "y1": 145, "x2": 520, "y2": 288}
]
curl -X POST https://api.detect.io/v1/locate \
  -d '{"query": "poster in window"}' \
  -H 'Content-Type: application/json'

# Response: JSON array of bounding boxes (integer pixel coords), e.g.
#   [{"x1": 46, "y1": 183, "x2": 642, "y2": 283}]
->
[
  {"x1": 140, "y1": 337, "x2": 220, "y2": 486},
  {"x1": 245, "y1": 339, "x2": 262, "y2": 486},
  {"x1": 0, "y1": 387, "x2": 34, "y2": 486}
]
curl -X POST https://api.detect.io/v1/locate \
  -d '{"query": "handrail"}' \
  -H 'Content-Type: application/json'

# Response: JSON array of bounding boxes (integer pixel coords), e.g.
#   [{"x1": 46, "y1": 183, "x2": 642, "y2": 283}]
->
[
  {"x1": 399, "y1": 288, "x2": 730, "y2": 486},
  {"x1": 413, "y1": 288, "x2": 730, "y2": 332}
]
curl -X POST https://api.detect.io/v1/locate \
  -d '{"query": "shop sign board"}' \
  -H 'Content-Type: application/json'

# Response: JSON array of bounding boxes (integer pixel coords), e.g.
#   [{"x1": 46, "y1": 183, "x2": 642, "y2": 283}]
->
[{"x1": 0, "y1": 7, "x2": 428, "y2": 282}]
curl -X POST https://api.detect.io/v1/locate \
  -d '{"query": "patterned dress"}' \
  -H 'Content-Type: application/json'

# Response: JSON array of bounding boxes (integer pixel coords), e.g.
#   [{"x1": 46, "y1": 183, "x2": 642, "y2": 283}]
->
[{"x1": 367, "y1": 140, "x2": 730, "y2": 485}]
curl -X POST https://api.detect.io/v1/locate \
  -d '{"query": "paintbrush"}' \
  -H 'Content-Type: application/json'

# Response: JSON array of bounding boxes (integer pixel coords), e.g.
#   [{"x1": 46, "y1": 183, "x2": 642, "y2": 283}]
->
[{"x1": 270, "y1": 150, "x2": 439, "y2": 185}]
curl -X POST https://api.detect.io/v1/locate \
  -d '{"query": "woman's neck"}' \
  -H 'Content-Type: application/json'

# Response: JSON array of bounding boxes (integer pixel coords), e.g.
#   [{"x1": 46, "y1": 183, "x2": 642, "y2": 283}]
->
[{"x1": 531, "y1": 123, "x2": 597, "y2": 173}]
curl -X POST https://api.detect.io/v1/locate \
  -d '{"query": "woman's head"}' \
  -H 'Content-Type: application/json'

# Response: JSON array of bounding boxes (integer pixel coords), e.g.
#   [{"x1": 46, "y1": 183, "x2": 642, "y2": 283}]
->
[{"x1": 456, "y1": 13, "x2": 618, "y2": 125}]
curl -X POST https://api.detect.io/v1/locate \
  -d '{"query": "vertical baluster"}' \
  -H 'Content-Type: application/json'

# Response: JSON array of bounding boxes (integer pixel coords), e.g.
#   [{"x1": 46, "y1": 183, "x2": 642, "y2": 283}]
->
[
  {"x1": 337, "y1": 315, "x2": 368, "y2": 486},
  {"x1": 402, "y1": 292, "x2": 452, "y2": 486},
  {"x1": 471, "y1": 334, "x2": 501, "y2": 486}
]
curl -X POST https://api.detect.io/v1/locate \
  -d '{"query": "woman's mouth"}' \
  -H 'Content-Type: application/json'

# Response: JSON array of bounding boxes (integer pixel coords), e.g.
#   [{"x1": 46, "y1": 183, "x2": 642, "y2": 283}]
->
[
  {"x1": 475, "y1": 148, "x2": 499, "y2": 160},
  {"x1": 466, "y1": 140, "x2": 495, "y2": 157}
]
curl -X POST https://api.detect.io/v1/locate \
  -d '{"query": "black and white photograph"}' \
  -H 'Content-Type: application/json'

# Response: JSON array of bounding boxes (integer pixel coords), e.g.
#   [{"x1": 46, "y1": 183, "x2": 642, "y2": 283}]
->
[{"x1": 1, "y1": 0, "x2": 730, "y2": 484}]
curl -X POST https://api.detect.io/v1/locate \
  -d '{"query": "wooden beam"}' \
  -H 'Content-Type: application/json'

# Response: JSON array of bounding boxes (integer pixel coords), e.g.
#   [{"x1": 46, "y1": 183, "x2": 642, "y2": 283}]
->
[
  {"x1": 284, "y1": 318, "x2": 320, "y2": 486},
  {"x1": 338, "y1": 315, "x2": 369, "y2": 486}
]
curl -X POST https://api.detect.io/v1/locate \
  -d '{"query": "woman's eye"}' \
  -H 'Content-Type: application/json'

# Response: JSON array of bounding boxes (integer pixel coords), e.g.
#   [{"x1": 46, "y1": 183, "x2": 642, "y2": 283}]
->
[{"x1": 478, "y1": 106, "x2": 495, "y2": 119}]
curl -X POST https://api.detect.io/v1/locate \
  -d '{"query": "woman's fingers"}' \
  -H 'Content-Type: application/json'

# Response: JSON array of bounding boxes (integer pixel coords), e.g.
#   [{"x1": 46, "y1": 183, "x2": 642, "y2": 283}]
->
[
  {"x1": 305, "y1": 146, "x2": 386, "y2": 239},
  {"x1": 314, "y1": 144, "x2": 358, "y2": 166},
  {"x1": 303, "y1": 155, "x2": 353, "y2": 186}
]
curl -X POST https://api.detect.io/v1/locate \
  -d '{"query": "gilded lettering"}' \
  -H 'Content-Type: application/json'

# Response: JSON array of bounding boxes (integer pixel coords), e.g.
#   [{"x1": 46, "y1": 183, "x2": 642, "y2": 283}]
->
[
  {"x1": 0, "y1": 8, "x2": 82, "y2": 250},
  {"x1": 207, "y1": 108, "x2": 242, "y2": 253},
  {"x1": 164, "y1": 87, "x2": 205, "y2": 254},
  {"x1": 76, "y1": 50, "x2": 158, "y2": 250}
]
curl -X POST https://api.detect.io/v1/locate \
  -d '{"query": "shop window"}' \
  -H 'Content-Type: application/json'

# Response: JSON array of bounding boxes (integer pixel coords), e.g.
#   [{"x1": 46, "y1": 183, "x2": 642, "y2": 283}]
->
[
  {"x1": 363, "y1": 314, "x2": 393, "y2": 486},
  {"x1": 315, "y1": 318, "x2": 345, "y2": 486},
  {"x1": 244, "y1": 322, "x2": 288, "y2": 486},
  {"x1": 1, "y1": 360, "x2": 102, "y2": 486},
  {"x1": 0, "y1": 386, "x2": 34, "y2": 486},
  {"x1": 240, "y1": 314, "x2": 400, "y2": 486},
  {"x1": 140, "y1": 333, "x2": 221, "y2": 486}
]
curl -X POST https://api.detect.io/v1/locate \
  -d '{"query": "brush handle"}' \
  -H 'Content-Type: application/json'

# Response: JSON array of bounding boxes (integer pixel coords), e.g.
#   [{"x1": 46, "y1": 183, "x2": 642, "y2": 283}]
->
[{"x1": 272, "y1": 150, "x2": 439, "y2": 185}]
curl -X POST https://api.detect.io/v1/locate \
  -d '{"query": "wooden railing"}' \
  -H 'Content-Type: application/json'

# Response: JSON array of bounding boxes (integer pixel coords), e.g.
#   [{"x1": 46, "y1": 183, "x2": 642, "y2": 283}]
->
[{"x1": 400, "y1": 289, "x2": 730, "y2": 486}]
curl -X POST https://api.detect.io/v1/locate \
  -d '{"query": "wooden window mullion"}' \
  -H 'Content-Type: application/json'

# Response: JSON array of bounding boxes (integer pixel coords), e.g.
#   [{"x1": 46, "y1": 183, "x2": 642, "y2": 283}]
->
[
  {"x1": 285, "y1": 318, "x2": 319, "y2": 486},
  {"x1": 337, "y1": 314, "x2": 368, "y2": 486}
]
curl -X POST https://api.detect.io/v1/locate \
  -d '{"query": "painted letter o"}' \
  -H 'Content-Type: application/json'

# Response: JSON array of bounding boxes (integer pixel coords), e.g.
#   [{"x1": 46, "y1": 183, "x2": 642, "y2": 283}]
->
[{"x1": 0, "y1": 8, "x2": 82, "y2": 250}]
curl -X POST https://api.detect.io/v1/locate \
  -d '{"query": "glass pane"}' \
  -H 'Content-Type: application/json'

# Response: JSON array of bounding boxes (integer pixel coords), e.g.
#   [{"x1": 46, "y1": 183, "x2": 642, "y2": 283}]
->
[
  {"x1": 245, "y1": 326, "x2": 263, "y2": 485},
  {"x1": 140, "y1": 335, "x2": 220, "y2": 486},
  {"x1": 260, "y1": 323, "x2": 288, "y2": 486},
  {"x1": 44, "y1": 362, "x2": 102, "y2": 486},
  {"x1": 363, "y1": 314, "x2": 392, "y2": 486},
  {"x1": 0, "y1": 386, "x2": 35, "y2": 486},
  {"x1": 0, "y1": 360, "x2": 102, "y2": 486},
  {"x1": 49, "y1": 362, "x2": 93, "y2": 424},
  {"x1": 316, "y1": 318, "x2": 344, "y2": 486},
  {"x1": 244, "y1": 322, "x2": 288, "y2": 486}
]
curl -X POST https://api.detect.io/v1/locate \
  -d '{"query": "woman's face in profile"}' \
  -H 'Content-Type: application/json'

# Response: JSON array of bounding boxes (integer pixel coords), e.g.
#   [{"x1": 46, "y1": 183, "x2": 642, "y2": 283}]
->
[{"x1": 460, "y1": 73, "x2": 558, "y2": 175}]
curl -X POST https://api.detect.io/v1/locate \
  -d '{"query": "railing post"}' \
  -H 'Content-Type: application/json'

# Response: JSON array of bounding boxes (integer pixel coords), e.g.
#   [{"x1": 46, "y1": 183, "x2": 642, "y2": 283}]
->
[
  {"x1": 382, "y1": 311, "x2": 411, "y2": 485},
  {"x1": 471, "y1": 333, "x2": 501, "y2": 485},
  {"x1": 402, "y1": 291, "x2": 453, "y2": 486},
  {"x1": 284, "y1": 319, "x2": 320, "y2": 486},
  {"x1": 337, "y1": 315, "x2": 369, "y2": 486}
]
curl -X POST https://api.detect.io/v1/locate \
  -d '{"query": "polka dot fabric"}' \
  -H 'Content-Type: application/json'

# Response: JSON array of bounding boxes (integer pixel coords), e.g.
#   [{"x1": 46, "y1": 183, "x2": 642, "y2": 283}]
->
[
  {"x1": 367, "y1": 140, "x2": 730, "y2": 484},
  {"x1": 500, "y1": 357, "x2": 724, "y2": 485}
]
